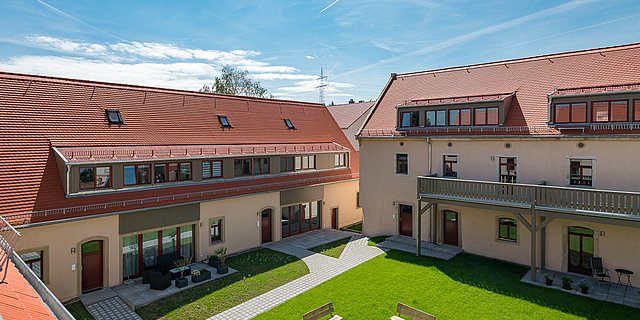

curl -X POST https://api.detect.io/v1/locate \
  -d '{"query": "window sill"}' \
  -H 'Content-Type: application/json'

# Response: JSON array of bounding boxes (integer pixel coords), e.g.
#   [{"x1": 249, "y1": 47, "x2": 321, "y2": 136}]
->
[
  {"x1": 496, "y1": 238, "x2": 518, "y2": 245},
  {"x1": 394, "y1": 173, "x2": 410, "y2": 176},
  {"x1": 209, "y1": 240, "x2": 225, "y2": 247}
]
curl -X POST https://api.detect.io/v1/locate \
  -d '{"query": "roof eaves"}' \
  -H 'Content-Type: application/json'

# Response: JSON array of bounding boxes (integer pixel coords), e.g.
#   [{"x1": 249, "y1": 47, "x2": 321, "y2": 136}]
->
[{"x1": 357, "y1": 73, "x2": 396, "y2": 136}]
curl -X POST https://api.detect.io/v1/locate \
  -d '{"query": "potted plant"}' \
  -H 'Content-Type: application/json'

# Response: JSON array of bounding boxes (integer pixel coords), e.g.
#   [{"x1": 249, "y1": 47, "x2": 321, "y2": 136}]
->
[
  {"x1": 578, "y1": 279, "x2": 590, "y2": 294},
  {"x1": 174, "y1": 257, "x2": 192, "y2": 288},
  {"x1": 208, "y1": 254, "x2": 221, "y2": 268},
  {"x1": 561, "y1": 277, "x2": 573, "y2": 290},
  {"x1": 215, "y1": 247, "x2": 228, "y2": 274},
  {"x1": 191, "y1": 268, "x2": 212, "y2": 283},
  {"x1": 544, "y1": 273, "x2": 554, "y2": 286}
]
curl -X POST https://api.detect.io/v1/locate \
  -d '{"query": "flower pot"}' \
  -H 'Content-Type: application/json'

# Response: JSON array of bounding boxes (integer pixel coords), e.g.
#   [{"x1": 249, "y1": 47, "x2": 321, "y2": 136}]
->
[
  {"x1": 562, "y1": 283, "x2": 572, "y2": 290},
  {"x1": 209, "y1": 256, "x2": 221, "y2": 268},
  {"x1": 580, "y1": 286, "x2": 589, "y2": 294},
  {"x1": 175, "y1": 277, "x2": 188, "y2": 288},
  {"x1": 217, "y1": 265, "x2": 229, "y2": 274},
  {"x1": 191, "y1": 270, "x2": 212, "y2": 283},
  {"x1": 545, "y1": 278, "x2": 553, "y2": 286}
]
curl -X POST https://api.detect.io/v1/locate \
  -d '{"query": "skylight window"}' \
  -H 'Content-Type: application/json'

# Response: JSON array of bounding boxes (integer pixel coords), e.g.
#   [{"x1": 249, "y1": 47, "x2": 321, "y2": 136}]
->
[
  {"x1": 284, "y1": 118, "x2": 296, "y2": 130},
  {"x1": 218, "y1": 115, "x2": 232, "y2": 128},
  {"x1": 105, "y1": 109, "x2": 123, "y2": 124}
]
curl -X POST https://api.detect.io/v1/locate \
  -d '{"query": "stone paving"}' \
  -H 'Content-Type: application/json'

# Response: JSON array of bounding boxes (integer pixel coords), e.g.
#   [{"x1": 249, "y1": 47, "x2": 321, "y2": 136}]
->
[
  {"x1": 84, "y1": 294, "x2": 142, "y2": 320},
  {"x1": 377, "y1": 235, "x2": 463, "y2": 260},
  {"x1": 275, "y1": 228, "x2": 356, "y2": 249},
  {"x1": 522, "y1": 269, "x2": 640, "y2": 309},
  {"x1": 208, "y1": 231, "x2": 386, "y2": 320}
]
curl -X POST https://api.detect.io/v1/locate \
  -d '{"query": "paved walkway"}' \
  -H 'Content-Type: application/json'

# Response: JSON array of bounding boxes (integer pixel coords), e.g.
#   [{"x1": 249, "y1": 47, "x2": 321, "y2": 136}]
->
[
  {"x1": 80, "y1": 288, "x2": 142, "y2": 320},
  {"x1": 209, "y1": 232, "x2": 386, "y2": 320},
  {"x1": 377, "y1": 235, "x2": 463, "y2": 260}
]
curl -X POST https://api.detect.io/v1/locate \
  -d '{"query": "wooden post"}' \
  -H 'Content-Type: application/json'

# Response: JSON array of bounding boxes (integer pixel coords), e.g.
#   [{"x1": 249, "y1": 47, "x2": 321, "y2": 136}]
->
[
  {"x1": 417, "y1": 199, "x2": 422, "y2": 256},
  {"x1": 540, "y1": 216, "x2": 546, "y2": 270},
  {"x1": 530, "y1": 203, "x2": 537, "y2": 281}
]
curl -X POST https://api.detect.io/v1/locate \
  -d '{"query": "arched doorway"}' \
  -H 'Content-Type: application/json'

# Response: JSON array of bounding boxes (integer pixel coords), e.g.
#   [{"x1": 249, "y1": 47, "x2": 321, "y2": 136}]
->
[
  {"x1": 261, "y1": 209, "x2": 273, "y2": 244},
  {"x1": 81, "y1": 240, "x2": 104, "y2": 293},
  {"x1": 568, "y1": 226, "x2": 594, "y2": 275}
]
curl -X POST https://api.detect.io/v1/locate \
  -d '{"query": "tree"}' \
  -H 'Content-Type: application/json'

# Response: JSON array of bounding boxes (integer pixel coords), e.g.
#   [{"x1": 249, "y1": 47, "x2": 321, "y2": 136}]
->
[
  {"x1": 348, "y1": 98, "x2": 355, "y2": 104},
  {"x1": 200, "y1": 66, "x2": 273, "y2": 98}
]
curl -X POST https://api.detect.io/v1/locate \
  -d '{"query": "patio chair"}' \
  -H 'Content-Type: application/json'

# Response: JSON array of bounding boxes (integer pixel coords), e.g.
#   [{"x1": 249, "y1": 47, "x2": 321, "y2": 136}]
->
[
  {"x1": 590, "y1": 257, "x2": 611, "y2": 284},
  {"x1": 149, "y1": 271, "x2": 171, "y2": 290}
]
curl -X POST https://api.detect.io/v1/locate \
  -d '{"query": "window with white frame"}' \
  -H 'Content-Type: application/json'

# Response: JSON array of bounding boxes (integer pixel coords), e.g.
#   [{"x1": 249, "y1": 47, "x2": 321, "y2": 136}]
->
[{"x1": 569, "y1": 159, "x2": 593, "y2": 186}]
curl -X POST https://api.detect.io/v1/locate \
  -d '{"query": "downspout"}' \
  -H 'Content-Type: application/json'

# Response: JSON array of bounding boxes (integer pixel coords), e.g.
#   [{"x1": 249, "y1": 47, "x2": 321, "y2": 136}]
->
[
  {"x1": 427, "y1": 138, "x2": 432, "y2": 175},
  {"x1": 66, "y1": 164, "x2": 70, "y2": 196}
]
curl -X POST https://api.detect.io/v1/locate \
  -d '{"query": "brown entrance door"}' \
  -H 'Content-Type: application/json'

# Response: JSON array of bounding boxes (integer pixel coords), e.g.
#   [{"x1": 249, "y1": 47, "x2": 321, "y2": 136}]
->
[
  {"x1": 443, "y1": 211, "x2": 459, "y2": 246},
  {"x1": 331, "y1": 208, "x2": 339, "y2": 229},
  {"x1": 398, "y1": 204, "x2": 413, "y2": 237},
  {"x1": 261, "y1": 209, "x2": 273, "y2": 244},
  {"x1": 568, "y1": 226, "x2": 594, "y2": 275},
  {"x1": 81, "y1": 240, "x2": 103, "y2": 293}
]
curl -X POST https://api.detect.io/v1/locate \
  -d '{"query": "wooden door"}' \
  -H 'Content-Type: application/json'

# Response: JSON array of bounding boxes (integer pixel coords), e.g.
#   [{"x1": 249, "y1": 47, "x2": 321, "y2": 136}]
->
[
  {"x1": 568, "y1": 226, "x2": 594, "y2": 275},
  {"x1": 398, "y1": 204, "x2": 413, "y2": 237},
  {"x1": 81, "y1": 240, "x2": 103, "y2": 293},
  {"x1": 443, "y1": 211, "x2": 459, "y2": 246},
  {"x1": 261, "y1": 209, "x2": 272, "y2": 244},
  {"x1": 331, "y1": 208, "x2": 339, "y2": 229}
]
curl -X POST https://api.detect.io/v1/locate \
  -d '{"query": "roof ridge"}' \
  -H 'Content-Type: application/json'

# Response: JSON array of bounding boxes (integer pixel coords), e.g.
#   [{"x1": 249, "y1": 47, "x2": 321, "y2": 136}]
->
[
  {"x1": 398, "y1": 42, "x2": 640, "y2": 78},
  {"x1": 0, "y1": 71, "x2": 325, "y2": 107}
]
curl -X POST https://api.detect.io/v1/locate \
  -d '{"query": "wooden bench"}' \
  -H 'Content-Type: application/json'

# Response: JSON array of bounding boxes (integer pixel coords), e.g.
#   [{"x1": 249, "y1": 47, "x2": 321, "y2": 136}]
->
[
  {"x1": 390, "y1": 303, "x2": 436, "y2": 320},
  {"x1": 303, "y1": 302, "x2": 342, "y2": 320}
]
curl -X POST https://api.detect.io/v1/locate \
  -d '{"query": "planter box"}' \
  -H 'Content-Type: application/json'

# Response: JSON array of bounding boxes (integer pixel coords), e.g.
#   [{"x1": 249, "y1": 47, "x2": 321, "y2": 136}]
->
[
  {"x1": 545, "y1": 279, "x2": 553, "y2": 286},
  {"x1": 175, "y1": 277, "x2": 188, "y2": 288},
  {"x1": 217, "y1": 265, "x2": 229, "y2": 274},
  {"x1": 191, "y1": 270, "x2": 212, "y2": 283},
  {"x1": 208, "y1": 257, "x2": 221, "y2": 268}
]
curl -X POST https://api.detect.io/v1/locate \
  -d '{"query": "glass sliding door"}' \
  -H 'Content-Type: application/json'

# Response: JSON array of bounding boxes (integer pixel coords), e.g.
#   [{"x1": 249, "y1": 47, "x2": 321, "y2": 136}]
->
[
  {"x1": 141, "y1": 231, "x2": 158, "y2": 270},
  {"x1": 161, "y1": 228, "x2": 177, "y2": 255},
  {"x1": 281, "y1": 201, "x2": 322, "y2": 238},
  {"x1": 290, "y1": 205, "x2": 300, "y2": 235},
  {"x1": 301, "y1": 203, "x2": 311, "y2": 232},
  {"x1": 282, "y1": 208, "x2": 290, "y2": 238},
  {"x1": 311, "y1": 201, "x2": 320, "y2": 229},
  {"x1": 122, "y1": 235, "x2": 139, "y2": 279},
  {"x1": 179, "y1": 224, "x2": 194, "y2": 260}
]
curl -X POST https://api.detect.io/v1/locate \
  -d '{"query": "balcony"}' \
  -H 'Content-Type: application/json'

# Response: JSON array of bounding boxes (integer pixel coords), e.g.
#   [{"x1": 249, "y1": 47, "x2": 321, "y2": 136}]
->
[{"x1": 417, "y1": 176, "x2": 640, "y2": 223}]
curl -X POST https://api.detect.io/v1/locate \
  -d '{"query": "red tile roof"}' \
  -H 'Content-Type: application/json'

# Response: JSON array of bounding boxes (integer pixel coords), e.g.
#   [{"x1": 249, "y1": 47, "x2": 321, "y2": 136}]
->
[
  {"x1": 400, "y1": 92, "x2": 513, "y2": 107},
  {"x1": 552, "y1": 82, "x2": 640, "y2": 96},
  {"x1": 362, "y1": 42, "x2": 640, "y2": 136},
  {"x1": 0, "y1": 72, "x2": 358, "y2": 225},
  {"x1": 56, "y1": 142, "x2": 349, "y2": 164},
  {"x1": 0, "y1": 258, "x2": 55, "y2": 320},
  {"x1": 327, "y1": 101, "x2": 374, "y2": 128}
]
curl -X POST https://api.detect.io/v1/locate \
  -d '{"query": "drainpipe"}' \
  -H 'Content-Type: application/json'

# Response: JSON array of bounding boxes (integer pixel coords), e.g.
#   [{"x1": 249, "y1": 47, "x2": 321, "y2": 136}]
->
[
  {"x1": 66, "y1": 164, "x2": 70, "y2": 196},
  {"x1": 427, "y1": 138, "x2": 432, "y2": 175}
]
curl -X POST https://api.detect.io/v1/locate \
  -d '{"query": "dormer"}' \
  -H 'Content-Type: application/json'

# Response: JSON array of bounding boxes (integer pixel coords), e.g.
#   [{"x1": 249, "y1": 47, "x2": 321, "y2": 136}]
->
[
  {"x1": 396, "y1": 92, "x2": 514, "y2": 130},
  {"x1": 548, "y1": 83, "x2": 640, "y2": 129}
]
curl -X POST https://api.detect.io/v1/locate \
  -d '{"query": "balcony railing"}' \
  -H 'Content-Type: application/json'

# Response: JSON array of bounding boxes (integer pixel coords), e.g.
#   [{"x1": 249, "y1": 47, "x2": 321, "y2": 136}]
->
[{"x1": 418, "y1": 176, "x2": 640, "y2": 219}]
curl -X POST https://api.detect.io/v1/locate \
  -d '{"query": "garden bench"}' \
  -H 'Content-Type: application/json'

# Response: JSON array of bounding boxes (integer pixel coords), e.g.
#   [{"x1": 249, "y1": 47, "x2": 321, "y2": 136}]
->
[
  {"x1": 390, "y1": 303, "x2": 436, "y2": 320},
  {"x1": 302, "y1": 302, "x2": 342, "y2": 320}
]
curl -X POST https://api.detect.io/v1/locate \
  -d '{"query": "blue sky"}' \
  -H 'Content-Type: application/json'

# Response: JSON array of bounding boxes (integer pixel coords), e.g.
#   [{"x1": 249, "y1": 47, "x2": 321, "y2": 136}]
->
[{"x1": 1, "y1": 0, "x2": 639, "y2": 104}]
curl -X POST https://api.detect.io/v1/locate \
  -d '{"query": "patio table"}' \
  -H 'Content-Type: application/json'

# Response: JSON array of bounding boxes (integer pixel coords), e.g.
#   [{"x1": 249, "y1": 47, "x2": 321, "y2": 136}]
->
[
  {"x1": 169, "y1": 265, "x2": 191, "y2": 280},
  {"x1": 614, "y1": 268, "x2": 633, "y2": 286}
]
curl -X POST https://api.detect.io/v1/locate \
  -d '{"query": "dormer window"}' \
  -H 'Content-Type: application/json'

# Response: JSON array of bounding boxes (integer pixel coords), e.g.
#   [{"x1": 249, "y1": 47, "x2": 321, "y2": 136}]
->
[
  {"x1": 284, "y1": 118, "x2": 296, "y2": 130},
  {"x1": 106, "y1": 109, "x2": 123, "y2": 124},
  {"x1": 218, "y1": 115, "x2": 232, "y2": 128},
  {"x1": 400, "y1": 111, "x2": 419, "y2": 127}
]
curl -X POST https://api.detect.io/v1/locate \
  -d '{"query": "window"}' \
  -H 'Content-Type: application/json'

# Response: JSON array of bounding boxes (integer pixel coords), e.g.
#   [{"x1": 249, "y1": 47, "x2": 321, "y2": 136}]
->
[
  {"x1": 218, "y1": 115, "x2": 232, "y2": 128},
  {"x1": 570, "y1": 159, "x2": 593, "y2": 186},
  {"x1": 443, "y1": 155, "x2": 458, "y2": 177},
  {"x1": 475, "y1": 107, "x2": 499, "y2": 125},
  {"x1": 554, "y1": 103, "x2": 587, "y2": 123},
  {"x1": 426, "y1": 110, "x2": 446, "y2": 127},
  {"x1": 400, "y1": 111, "x2": 420, "y2": 127},
  {"x1": 634, "y1": 100, "x2": 640, "y2": 122},
  {"x1": 106, "y1": 109, "x2": 123, "y2": 124},
  {"x1": 356, "y1": 192, "x2": 361, "y2": 208},
  {"x1": 284, "y1": 118, "x2": 296, "y2": 129},
  {"x1": 79, "y1": 166, "x2": 111, "y2": 190},
  {"x1": 396, "y1": 154, "x2": 408, "y2": 174},
  {"x1": 234, "y1": 159, "x2": 252, "y2": 176},
  {"x1": 19, "y1": 250, "x2": 43, "y2": 280},
  {"x1": 280, "y1": 156, "x2": 295, "y2": 172},
  {"x1": 290, "y1": 155, "x2": 315, "y2": 171},
  {"x1": 123, "y1": 164, "x2": 151, "y2": 185},
  {"x1": 202, "y1": 160, "x2": 223, "y2": 179},
  {"x1": 210, "y1": 218, "x2": 223, "y2": 243},
  {"x1": 499, "y1": 157, "x2": 517, "y2": 183},
  {"x1": 498, "y1": 218, "x2": 517, "y2": 242},
  {"x1": 449, "y1": 109, "x2": 471, "y2": 126},
  {"x1": 252, "y1": 158, "x2": 270, "y2": 175},
  {"x1": 592, "y1": 100, "x2": 628, "y2": 122},
  {"x1": 334, "y1": 154, "x2": 346, "y2": 167},
  {"x1": 154, "y1": 162, "x2": 190, "y2": 183}
]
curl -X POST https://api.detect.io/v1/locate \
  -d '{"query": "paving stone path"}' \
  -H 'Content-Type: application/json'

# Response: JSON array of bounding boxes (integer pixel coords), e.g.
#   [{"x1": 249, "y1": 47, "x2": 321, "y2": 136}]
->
[
  {"x1": 85, "y1": 295, "x2": 142, "y2": 320},
  {"x1": 377, "y1": 235, "x2": 463, "y2": 260},
  {"x1": 208, "y1": 234, "x2": 386, "y2": 320}
]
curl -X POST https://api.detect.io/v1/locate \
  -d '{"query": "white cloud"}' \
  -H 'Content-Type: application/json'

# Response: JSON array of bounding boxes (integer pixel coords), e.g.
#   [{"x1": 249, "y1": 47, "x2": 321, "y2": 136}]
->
[
  {"x1": 27, "y1": 35, "x2": 108, "y2": 55},
  {"x1": 304, "y1": 55, "x2": 316, "y2": 60},
  {"x1": 252, "y1": 73, "x2": 316, "y2": 81}
]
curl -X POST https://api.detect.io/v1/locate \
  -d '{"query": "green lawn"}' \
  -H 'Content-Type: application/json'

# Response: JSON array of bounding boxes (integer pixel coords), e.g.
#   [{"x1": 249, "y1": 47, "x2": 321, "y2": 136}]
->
[
  {"x1": 367, "y1": 235, "x2": 389, "y2": 246},
  {"x1": 65, "y1": 301, "x2": 93, "y2": 320},
  {"x1": 256, "y1": 250, "x2": 639, "y2": 320},
  {"x1": 343, "y1": 222, "x2": 362, "y2": 233},
  {"x1": 309, "y1": 237, "x2": 352, "y2": 258}
]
